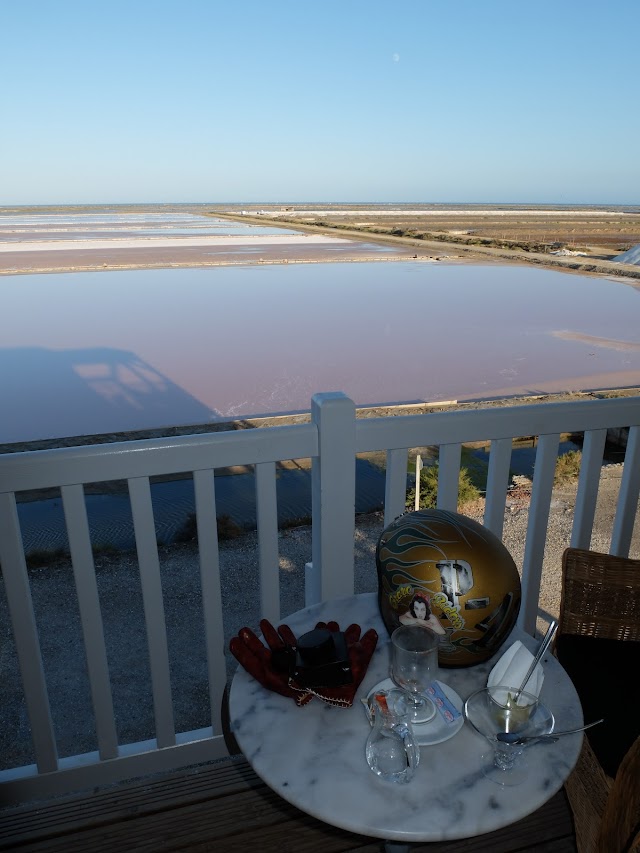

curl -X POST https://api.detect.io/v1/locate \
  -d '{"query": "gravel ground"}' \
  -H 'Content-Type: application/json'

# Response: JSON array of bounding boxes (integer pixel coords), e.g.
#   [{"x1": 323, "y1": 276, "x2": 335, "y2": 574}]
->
[{"x1": 0, "y1": 463, "x2": 637, "y2": 771}]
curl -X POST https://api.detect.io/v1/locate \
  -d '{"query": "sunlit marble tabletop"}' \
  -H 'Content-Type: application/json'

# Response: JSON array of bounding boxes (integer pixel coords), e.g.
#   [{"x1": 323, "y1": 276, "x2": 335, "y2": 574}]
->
[{"x1": 229, "y1": 593, "x2": 583, "y2": 844}]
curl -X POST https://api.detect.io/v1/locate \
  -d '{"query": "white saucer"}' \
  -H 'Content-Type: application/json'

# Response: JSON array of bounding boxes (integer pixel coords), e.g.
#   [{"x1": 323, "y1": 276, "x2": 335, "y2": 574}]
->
[{"x1": 367, "y1": 679, "x2": 464, "y2": 746}]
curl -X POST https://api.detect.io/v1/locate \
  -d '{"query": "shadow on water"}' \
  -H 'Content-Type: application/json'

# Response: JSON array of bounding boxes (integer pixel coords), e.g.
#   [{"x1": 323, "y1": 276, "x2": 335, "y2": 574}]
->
[{"x1": 0, "y1": 346, "x2": 221, "y2": 444}]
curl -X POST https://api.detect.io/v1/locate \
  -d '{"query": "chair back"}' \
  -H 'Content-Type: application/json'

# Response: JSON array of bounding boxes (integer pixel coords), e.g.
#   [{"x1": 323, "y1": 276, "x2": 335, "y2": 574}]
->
[
  {"x1": 559, "y1": 548, "x2": 640, "y2": 853},
  {"x1": 559, "y1": 548, "x2": 640, "y2": 642}
]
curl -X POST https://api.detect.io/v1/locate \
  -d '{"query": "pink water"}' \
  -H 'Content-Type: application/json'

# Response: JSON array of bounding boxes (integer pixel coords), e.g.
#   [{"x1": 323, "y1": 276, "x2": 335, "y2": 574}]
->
[{"x1": 2, "y1": 262, "x2": 639, "y2": 443}]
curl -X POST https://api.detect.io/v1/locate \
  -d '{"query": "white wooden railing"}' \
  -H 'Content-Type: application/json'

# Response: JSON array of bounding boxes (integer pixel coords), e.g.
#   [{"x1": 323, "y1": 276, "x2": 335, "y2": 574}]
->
[{"x1": 0, "y1": 391, "x2": 639, "y2": 803}]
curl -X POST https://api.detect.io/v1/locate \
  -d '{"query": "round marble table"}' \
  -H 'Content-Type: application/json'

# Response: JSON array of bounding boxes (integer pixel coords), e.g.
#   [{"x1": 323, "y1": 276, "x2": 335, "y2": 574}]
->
[{"x1": 229, "y1": 593, "x2": 583, "y2": 844}]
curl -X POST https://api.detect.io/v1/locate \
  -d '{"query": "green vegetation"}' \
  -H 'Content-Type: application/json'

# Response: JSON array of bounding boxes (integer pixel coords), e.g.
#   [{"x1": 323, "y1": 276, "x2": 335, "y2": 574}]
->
[
  {"x1": 272, "y1": 216, "x2": 556, "y2": 254},
  {"x1": 280, "y1": 515, "x2": 312, "y2": 529},
  {"x1": 92, "y1": 542, "x2": 119, "y2": 557},
  {"x1": 406, "y1": 448, "x2": 485, "y2": 511},
  {"x1": 554, "y1": 450, "x2": 582, "y2": 485},
  {"x1": 174, "y1": 512, "x2": 244, "y2": 543},
  {"x1": 25, "y1": 547, "x2": 68, "y2": 569},
  {"x1": 405, "y1": 446, "x2": 582, "y2": 511},
  {"x1": 23, "y1": 541, "x2": 121, "y2": 569}
]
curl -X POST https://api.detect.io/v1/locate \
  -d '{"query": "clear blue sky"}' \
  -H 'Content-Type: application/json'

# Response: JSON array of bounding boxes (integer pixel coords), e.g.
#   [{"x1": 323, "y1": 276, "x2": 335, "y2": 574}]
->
[{"x1": 2, "y1": 0, "x2": 638, "y2": 205}]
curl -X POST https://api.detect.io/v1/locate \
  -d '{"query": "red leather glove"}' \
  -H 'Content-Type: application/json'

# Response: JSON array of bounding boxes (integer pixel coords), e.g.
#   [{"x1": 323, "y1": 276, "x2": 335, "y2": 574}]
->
[
  {"x1": 294, "y1": 621, "x2": 378, "y2": 708},
  {"x1": 230, "y1": 619, "x2": 313, "y2": 706}
]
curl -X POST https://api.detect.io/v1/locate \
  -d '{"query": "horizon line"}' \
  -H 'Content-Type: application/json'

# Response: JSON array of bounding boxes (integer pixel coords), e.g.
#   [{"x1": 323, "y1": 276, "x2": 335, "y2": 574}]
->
[{"x1": 2, "y1": 201, "x2": 639, "y2": 210}]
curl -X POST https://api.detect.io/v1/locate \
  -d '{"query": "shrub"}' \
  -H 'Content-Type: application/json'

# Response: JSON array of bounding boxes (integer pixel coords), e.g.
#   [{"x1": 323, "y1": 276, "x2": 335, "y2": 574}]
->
[
  {"x1": 554, "y1": 450, "x2": 582, "y2": 485},
  {"x1": 406, "y1": 461, "x2": 481, "y2": 510},
  {"x1": 25, "y1": 547, "x2": 69, "y2": 569},
  {"x1": 217, "y1": 514, "x2": 244, "y2": 540},
  {"x1": 92, "y1": 542, "x2": 119, "y2": 556},
  {"x1": 174, "y1": 512, "x2": 244, "y2": 543},
  {"x1": 280, "y1": 515, "x2": 312, "y2": 530}
]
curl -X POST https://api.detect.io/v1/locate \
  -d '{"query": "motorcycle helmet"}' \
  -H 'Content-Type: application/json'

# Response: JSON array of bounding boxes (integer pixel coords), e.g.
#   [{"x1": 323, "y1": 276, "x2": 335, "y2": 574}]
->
[{"x1": 376, "y1": 509, "x2": 521, "y2": 667}]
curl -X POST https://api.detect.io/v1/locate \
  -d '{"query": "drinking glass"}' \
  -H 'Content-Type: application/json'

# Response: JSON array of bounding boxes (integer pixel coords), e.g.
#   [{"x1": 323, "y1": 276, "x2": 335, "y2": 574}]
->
[
  {"x1": 389, "y1": 624, "x2": 438, "y2": 724},
  {"x1": 463, "y1": 685, "x2": 550, "y2": 786}
]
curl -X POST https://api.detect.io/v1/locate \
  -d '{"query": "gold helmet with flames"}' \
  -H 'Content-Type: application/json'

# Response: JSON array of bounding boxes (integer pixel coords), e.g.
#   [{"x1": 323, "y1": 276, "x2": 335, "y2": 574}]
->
[{"x1": 376, "y1": 509, "x2": 521, "y2": 667}]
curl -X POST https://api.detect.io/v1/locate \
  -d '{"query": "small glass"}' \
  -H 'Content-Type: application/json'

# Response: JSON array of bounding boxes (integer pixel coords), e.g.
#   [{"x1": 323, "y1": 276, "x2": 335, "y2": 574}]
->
[
  {"x1": 487, "y1": 685, "x2": 539, "y2": 734},
  {"x1": 389, "y1": 624, "x2": 438, "y2": 724},
  {"x1": 365, "y1": 692, "x2": 420, "y2": 783}
]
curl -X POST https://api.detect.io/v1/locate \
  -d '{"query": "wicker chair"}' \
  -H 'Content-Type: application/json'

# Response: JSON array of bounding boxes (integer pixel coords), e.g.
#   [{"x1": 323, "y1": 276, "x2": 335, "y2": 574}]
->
[{"x1": 556, "y1": 548, "x2": 640, "y2": 853}]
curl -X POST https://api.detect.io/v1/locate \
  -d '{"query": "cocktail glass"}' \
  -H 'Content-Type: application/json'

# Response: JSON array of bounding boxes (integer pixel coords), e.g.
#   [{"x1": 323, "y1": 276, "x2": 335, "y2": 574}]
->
[{"x1": 464, "y1": 685, "x2": 553, "y2": 786}]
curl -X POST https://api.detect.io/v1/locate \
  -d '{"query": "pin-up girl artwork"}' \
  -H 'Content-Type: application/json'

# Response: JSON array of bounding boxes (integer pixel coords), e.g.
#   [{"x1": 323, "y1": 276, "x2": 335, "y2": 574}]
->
[{"x1": 399, "y1": 592, "x2": 445, "y2": 635}]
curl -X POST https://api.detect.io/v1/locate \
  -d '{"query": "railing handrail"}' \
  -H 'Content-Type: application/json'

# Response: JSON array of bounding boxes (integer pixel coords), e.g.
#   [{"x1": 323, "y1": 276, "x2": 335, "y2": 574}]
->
[
  {"x1": 4, "y1": 396, "x2": 638, "y2": 493},
  {"x1": 0, "y1": 421, "x2": 318, "y2": 493},
  {"x1": 355, "y1": 396, "x2": 640, "y2": 452}
]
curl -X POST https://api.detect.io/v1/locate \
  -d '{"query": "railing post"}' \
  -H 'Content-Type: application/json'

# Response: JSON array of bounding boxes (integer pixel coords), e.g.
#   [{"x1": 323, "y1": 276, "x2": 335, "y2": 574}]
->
[
  {"x1": 611, "y1": 424, "x2": 640, "y2": 557},
  {"x1": 571, "y1": 428, "x2": 607, "y2": 549},
  {"x1": 305, "y1": 561, "x2": 321, "y2": 608},
  {"x1": 311, "y1": 392, "x2": 357, "y2": 602},
  {"x1": 384, "y1": 448, "x2": 409, "y2": 526},
  {"x1": 0, "y1": 493, "x2": 59, "y2": 774},
  {"x1": 518, "y1": 433, "x2": 560, "y2": 634}
]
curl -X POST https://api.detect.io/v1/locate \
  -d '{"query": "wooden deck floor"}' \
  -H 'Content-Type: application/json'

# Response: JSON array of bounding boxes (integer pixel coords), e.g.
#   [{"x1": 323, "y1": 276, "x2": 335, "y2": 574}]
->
[{"x1": 0, "y1": 755, "x2": 577, "y2": 853}]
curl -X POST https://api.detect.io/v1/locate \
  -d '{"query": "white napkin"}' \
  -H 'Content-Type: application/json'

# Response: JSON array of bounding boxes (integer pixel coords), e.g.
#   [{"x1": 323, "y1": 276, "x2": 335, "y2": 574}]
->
[{"x1": 487, "y1": 641, "x2": 544, "y2": 705}]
